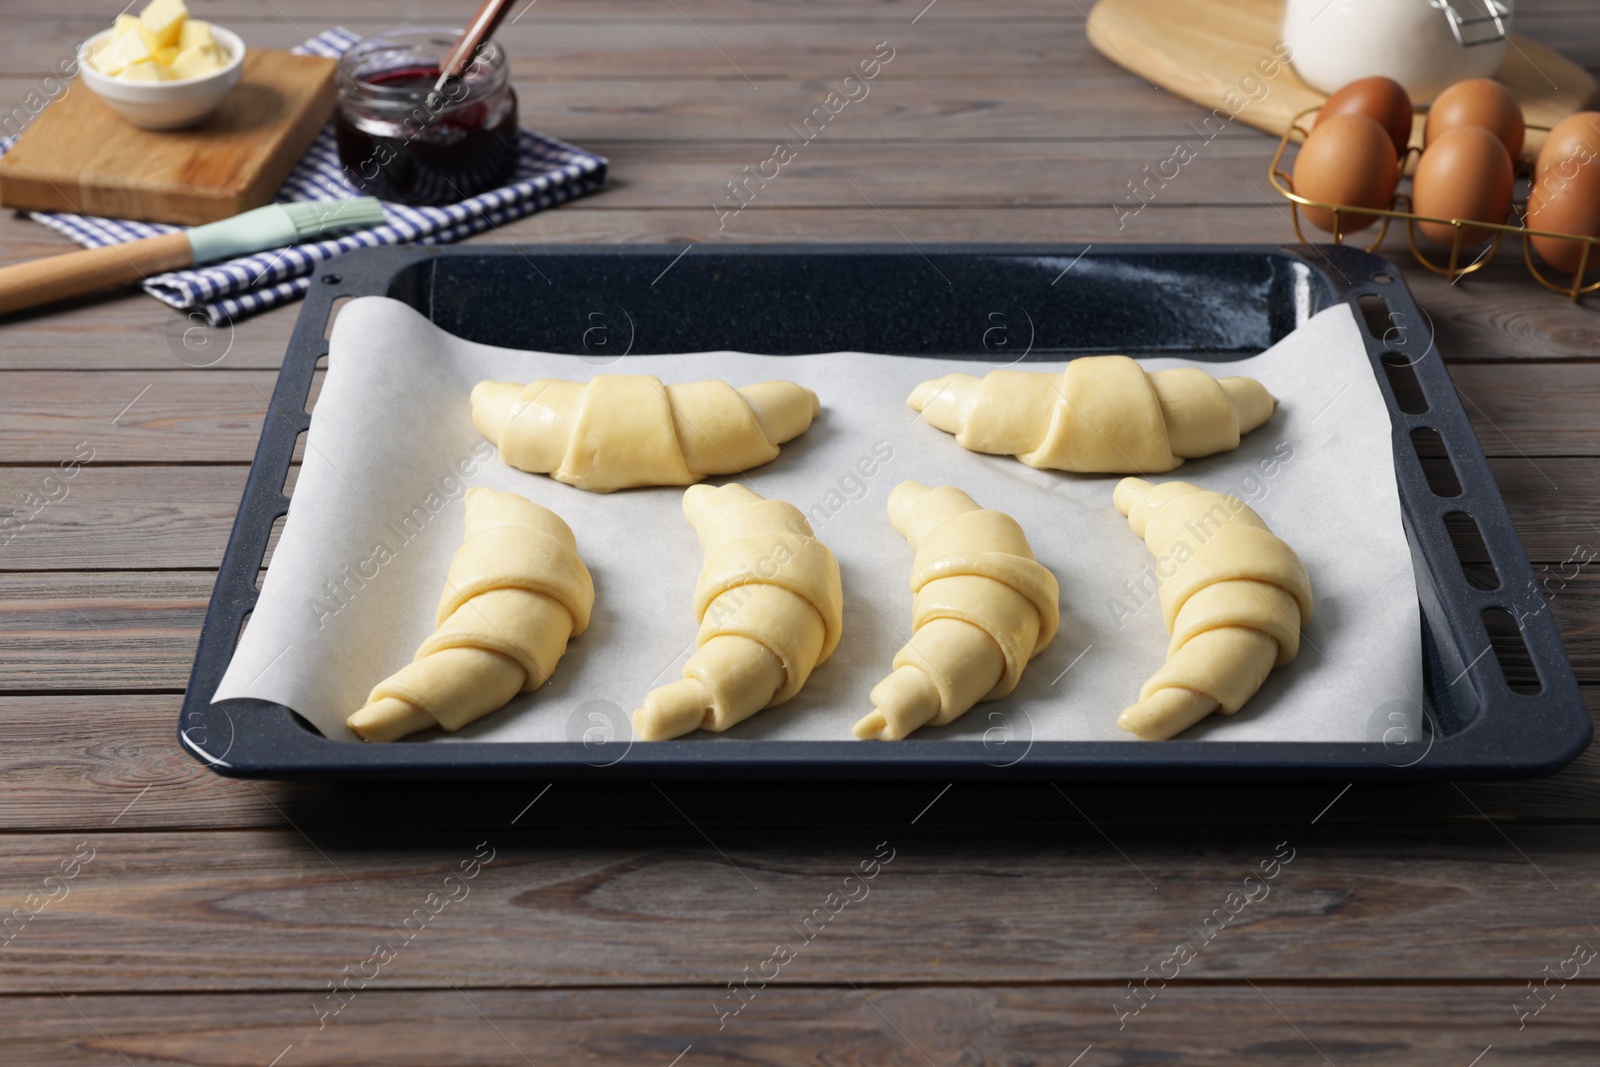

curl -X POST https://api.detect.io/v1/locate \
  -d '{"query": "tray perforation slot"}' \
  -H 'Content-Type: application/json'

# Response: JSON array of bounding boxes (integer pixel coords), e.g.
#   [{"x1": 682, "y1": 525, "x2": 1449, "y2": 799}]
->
[
  {"x1": 323, "y1": 299, "x2": 353, "y2": 341},
  {"x1": 1447, "y1": 512, "x2": 1499, "y2": 590},
  {"x1": 234, "y1": 610, "x2": 252, "y2": 650},
  {"x1": 1411, "y1": 429, "x2": 1462, "y2": 496},
  {"x1": 1381, "y1": 351, "x2": 1429, "y2": 414},
  {"x1": 1356, "y1": 293, "x2": 1394, "y2": 341},
  {"x1": 256, "y1": 522, "x2": 288, "y2": 594},
  {"x1": 1480, "y1": 606, "x2": 1543, "y2": 695},
  {"x1": 281, "y1": 448, "x2": 302, "y2": 501}
]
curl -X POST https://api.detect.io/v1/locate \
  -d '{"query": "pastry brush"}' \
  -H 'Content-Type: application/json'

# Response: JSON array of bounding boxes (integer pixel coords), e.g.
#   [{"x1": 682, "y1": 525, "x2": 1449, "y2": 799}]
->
[{"x1": 0, "y1": 198, "x2": 386, "y2": 317}]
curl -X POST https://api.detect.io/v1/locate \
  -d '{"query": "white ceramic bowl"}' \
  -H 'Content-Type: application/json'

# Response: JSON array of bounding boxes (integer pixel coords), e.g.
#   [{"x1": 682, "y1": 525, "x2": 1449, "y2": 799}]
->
[{"x1": 76, "y1": 25, "x2": 245, "y2": 130}]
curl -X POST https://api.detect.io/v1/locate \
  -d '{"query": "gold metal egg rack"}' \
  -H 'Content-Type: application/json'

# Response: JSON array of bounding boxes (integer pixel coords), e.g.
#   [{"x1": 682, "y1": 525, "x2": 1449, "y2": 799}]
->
[{"x1": 1269, "y1": 106, "x2": 1599, "y2": 300}]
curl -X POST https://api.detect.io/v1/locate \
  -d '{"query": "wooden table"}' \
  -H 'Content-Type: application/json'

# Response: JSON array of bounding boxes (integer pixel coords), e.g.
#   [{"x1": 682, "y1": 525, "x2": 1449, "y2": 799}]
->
[{"x1": 4, "y1": 1, "x2": 1599, "y2": 1063}]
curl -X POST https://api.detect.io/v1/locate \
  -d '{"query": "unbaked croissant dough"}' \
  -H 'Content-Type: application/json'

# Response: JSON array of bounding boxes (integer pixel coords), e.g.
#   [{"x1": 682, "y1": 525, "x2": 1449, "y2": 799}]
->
[
  {"x1": 908, "y1": 356, "x2": 1275, "y2": 474},
  {"x1": 1113, "y1": 478, "x2": 1312, "y2": 740},
  {"x1": 346, "y1": 488, "x2": 594, "y2": 742},
  {"x1": 472, "y1": 375, "x2": 820, "y2": 492},
  {"x1": 855, "y1": 481, "x2": 1060, "y2": 741},
  {"x1": 634, "y1": 484, "x2": 843, "y2": 740}
]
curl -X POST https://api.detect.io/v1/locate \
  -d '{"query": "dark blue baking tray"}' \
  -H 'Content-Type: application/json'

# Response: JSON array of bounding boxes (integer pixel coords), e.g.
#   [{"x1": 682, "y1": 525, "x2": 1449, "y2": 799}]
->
[{"x1": 180, "y1": 243, "x2": 1589, "y2": 780}]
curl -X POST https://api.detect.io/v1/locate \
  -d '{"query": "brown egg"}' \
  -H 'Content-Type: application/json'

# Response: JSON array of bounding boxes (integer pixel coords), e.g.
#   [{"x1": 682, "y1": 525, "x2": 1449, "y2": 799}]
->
[
  {"x1": 1317, "y1": 77, "x2": 1413, "y2": 157},
  {"x1": 1535, "y1": 111, "x2": 1600, "y2": 181},
  {"x1": 1425, "y1": 78, "x2": 1525, "y2": 162},
  {"x1": 1292, "y1": 113, "x2": 1399, "y2": 235},
  {"x1": 1412, "y1": 126, "x2": 1515, "y2": 246},
  {"x1": 1528, "y1": 157, "x2": 1600, "y2": 274}
]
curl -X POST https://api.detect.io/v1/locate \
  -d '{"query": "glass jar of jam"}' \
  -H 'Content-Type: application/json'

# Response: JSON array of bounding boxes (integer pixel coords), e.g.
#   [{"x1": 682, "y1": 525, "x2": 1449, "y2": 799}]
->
[{"x1": 334, "y1": 28, "x2": 519, "y2": 206}]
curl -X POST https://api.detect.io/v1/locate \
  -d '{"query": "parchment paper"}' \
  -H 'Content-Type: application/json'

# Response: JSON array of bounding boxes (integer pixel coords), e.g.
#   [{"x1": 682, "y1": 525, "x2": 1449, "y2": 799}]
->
[{"x1": 215, "y1": 297, "x2": 1422, "y2": 745}]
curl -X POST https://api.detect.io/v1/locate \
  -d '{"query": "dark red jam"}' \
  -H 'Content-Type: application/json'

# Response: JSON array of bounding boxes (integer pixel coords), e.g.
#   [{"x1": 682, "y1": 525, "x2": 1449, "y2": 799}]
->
[{"x1": 335, "y1": 66, "x2": 519, "y2": 206}]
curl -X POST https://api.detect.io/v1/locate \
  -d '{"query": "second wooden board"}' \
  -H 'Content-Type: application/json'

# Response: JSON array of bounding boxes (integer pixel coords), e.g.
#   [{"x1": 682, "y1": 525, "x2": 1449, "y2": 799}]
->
[{"x1": 1086, "y1": 0, "x2": 1598, "y2": 163}]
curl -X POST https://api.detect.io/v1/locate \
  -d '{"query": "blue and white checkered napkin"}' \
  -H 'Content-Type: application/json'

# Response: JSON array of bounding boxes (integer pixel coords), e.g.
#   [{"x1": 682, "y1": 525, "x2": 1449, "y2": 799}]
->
[{"x1": 6, "y1": 28, "x2": 607, "y2": 324}]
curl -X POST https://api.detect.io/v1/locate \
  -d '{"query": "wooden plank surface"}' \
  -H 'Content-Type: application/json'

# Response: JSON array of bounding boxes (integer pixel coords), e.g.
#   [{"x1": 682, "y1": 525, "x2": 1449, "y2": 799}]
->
[
  {"x1": 10, "y1": 985, "x2": 1600, "y2": 1067},
  {"x1": 2, "y1": 825, "x2": 1600, "y2": 991},
  {"x1": 2, "y1": 7, "x2": 1594, "y2": 84},
  {"x1": 0, "y1": 75, "x2": 1285, "y2": 143},
  {"x1": 3, "y1": 0, "x2": 1600, "y2": 1062}
]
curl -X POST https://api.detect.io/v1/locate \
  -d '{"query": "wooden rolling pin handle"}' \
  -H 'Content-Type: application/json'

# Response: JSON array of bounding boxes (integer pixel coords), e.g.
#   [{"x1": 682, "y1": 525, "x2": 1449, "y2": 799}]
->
[{"x1": 0, "y1": 231, "x2": 193, "y2": 317}]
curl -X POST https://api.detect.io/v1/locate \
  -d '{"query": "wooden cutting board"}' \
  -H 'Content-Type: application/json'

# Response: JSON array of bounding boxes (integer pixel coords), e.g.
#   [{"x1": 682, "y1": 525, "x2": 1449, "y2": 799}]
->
[
  {"x1": 1087, "y1": 0, "x2": 1598, "y2": 165},
  {"x1": 0, "y1": 49, "x2": 336, "y2": 226}
]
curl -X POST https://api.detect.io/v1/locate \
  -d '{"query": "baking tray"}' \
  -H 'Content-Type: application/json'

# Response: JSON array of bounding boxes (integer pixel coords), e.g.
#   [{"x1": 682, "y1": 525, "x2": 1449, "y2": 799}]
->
[{"x1": 180, "y1": 243, "x2": 1590, "y2": 781}]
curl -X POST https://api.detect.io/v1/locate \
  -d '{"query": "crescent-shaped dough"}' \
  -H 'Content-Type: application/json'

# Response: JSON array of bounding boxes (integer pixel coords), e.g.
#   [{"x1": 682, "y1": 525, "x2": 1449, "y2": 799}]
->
[
  {"x1": 908, "y1": 356, "x2": 1275, "y2": 473},
  {"x1": 634, "y1": 484, "x2": 843, "y2": 740},
  {"x1": 855, "y1": 481, "x2": 1060, "y2": 741},
  {"x1": 1113, "y1": 477, "x2": 1312, "y2": 740},
  {"x1": 347, "y1": 488, "x2": 594, "y2": 742},
  {"x1": 472, "y1": 375, "x2": 820, "y2": 492}
]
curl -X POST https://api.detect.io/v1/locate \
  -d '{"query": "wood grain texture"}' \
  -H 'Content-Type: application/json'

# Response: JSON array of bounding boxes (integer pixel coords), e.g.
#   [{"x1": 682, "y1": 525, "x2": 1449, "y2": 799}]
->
[
  {"x1": 6, "y1": 985, "x2": 1600, "y2": 1066},
  {"x1": 26, "y1": 0, "x2": 1098, "y2": 19},
  {"x1": 0, "y1": 571, "x2": 208, "y2": 689},
  {"x1": 0, "y1": 19, "x2": 1096, "y2": 81},
  {"x1": 24, "y1": 0, "x2": 1600, "y2": 20},
  {"x1": 0, "y1": 75, "x2": 1279, "y2": 143},
  {"x1": 3, "y1": 825, "x2": 1600, "y2": 991},
  {"x1": 0, "y1": 370, "x2": 321, "y2": 462},
  {"x1": 6, "y1": 13, "x2": 1595, "y2": 88},
  {"x1": 1, "y1": 3, "x2": 1592, "y2": 87},
  {"x1": 0, "y1": 469, "x2": 246, "y2": 569}
]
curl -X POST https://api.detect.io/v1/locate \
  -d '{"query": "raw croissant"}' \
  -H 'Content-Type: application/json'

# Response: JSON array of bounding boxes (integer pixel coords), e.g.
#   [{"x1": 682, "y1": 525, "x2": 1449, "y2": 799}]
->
[
  {"x1": 856, "y1": 481, "x2": 1060, "y2": 740},
  {"x1": 634, "y1": 484, "x2": 843, "y2": 740},
  {"x1": 472, "y1": 375, "x2": 820, "y2": 492},
  {"x1": 908, "y1": 355, "x2": 1275, "y2": 474},
  {"x1": 346, "y1": 488, "x2": 594, "y2": 742},
  {"x1": 1113, "y1": 478, "x2": 1312, "y2": 740}
]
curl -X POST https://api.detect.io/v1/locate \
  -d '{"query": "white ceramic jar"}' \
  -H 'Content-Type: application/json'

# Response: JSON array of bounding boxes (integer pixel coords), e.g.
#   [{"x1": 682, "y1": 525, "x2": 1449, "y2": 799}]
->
[{"x1": 1282, "y1": 0, "x2": 1514, "y2": 102}]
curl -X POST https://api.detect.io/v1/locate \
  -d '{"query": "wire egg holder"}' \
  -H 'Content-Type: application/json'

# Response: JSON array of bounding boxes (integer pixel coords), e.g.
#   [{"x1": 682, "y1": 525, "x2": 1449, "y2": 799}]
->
[{"x1": 1269, "y1": 106, "x2": 1599, "y2": 300}]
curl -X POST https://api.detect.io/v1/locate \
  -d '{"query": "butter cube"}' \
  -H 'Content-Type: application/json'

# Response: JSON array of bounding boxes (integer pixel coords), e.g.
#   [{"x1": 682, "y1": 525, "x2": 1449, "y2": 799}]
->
[
  {"x1": 112, "y1": 13, "x2": 142, "y2": 38},
  {"x1": 99, "y1": 26, "x2": 154, "y2": 74},
  {"x1": 166, "y1": 43, "x2": 226, "y2": 80},
  {"x1": 177, "y1": 18, "x2": 214, "y2": 51},
  {"x1": 118, "y1": 57, "x2": 168, "y2": 82},
  {"x1": 138, "y1": 0, "x2": 188, "y2": 49},
  {"x1": 153, "y1": 44, "x2": 180, "y2": 66},
  {"x1": 84, "y1": 39, "x2": 112, "y2": 75}
]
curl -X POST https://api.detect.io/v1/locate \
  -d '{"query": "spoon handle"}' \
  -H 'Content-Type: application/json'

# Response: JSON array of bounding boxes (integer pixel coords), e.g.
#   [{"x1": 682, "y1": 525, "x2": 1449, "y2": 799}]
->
[{"x1": 440, "y1": 0, "x2": 516, "y2": 80}]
